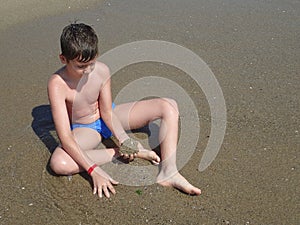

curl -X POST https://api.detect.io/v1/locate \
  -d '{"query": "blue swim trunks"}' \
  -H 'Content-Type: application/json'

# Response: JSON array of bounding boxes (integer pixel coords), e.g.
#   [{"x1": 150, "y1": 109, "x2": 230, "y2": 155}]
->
[{"x1": 71, "y1": 103, "x2": 115, "y2": 139}]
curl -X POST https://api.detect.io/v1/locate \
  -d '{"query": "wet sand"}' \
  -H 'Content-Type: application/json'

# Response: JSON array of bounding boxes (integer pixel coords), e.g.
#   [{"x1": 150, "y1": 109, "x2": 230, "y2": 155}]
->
[{"x1": 0, "y1": 0, "x2": 299, "y2": 224}]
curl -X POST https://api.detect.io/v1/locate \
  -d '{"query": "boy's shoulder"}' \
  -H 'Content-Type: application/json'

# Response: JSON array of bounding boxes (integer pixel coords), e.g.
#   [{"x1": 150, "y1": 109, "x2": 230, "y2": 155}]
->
[
  {"x1": 47, "y1": 68, "x2": 70, "y2": 94},
  {"x1": 94, "y1": 61, "x2": 110, "y2": 77},
  {"x1": 48, "y1": 69, "x2": 65, "y2": 87}
]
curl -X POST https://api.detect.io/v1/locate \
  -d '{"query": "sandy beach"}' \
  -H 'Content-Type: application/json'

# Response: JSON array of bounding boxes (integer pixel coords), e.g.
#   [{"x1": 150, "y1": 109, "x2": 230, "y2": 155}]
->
[{"x1": 0, "y1": 0, "x2": 299, "y2": 224}]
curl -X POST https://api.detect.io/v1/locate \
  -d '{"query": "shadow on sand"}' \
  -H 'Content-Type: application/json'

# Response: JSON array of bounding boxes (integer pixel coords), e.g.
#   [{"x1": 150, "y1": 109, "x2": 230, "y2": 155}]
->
[
  {"x1": 31, "y1": 105, "x2": 58, "y2": 176},
  {"x1": 31, "y1": 104, "x2": 58, "y2": 153}
]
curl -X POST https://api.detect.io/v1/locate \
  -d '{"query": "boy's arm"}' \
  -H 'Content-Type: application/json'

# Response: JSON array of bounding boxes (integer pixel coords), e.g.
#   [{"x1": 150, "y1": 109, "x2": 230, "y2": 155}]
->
[
  {"x1": 98, "y1": 64, "x2": 141, "y2": 156},
  {"x1": 48, "y1": 75, "x2": 118, "y2": 198},
  {"x1": 47, "y1": 75, "x2": 94, "y2": 171},
  {"x1": 97, "y1": 65, "x2": 130, "y2": 145}
]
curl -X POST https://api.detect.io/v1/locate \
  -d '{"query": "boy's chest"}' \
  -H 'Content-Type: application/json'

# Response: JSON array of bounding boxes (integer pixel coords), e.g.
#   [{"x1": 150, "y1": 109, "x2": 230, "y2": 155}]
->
[{"x1": 66, "y1": 75, "x2": 102, "y2": 105}]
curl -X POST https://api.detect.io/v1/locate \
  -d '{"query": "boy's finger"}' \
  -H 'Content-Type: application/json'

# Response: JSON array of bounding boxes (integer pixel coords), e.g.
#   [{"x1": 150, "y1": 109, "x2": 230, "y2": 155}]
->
[
  {"x1": 110, "y1": 178, "x2": 119, "y2": 185},
  {"x1": 98, "y1": 187, "x2": 103, "y2": 198},
  {"x1": 129, "y1": 154, "x2": 135, "y2": 161},
  {"x1": 103, "y1": 185, "x2": 110, "y2": 198},
  {"x1": 107, "y1": 183, "x2": 116, "y2": 195}
]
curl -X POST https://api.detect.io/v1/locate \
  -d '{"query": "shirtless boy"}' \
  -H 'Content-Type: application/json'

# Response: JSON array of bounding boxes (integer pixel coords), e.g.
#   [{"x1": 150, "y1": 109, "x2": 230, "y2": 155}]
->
[{"x1": 48, "y1": 23, "x2": 201, "y2": 198}]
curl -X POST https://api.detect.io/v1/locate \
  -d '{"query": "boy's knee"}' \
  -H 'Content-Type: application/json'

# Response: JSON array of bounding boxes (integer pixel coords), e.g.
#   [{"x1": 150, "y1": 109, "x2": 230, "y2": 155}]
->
[
  {"x1": 49, "y1": 152, "x2": 70, "y2": 175},
  {"x1": 161, "y1": 98, "x2": 179, "y2": 118},
  {"x1": 165, "y1": 98, "x2": 178, "y2": 111}
]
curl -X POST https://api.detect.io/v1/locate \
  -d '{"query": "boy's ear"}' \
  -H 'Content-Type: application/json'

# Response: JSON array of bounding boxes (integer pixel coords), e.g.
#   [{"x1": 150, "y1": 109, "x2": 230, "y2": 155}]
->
[{"x1": 59, "y1": 54, "x2": 67, "y2": 64}]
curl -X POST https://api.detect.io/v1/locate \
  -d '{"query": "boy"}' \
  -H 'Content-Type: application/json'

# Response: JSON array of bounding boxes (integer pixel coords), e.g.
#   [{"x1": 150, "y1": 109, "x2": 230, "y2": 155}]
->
[{"x1": 48, "y1": 23, "x2": 201, "y2": 198}]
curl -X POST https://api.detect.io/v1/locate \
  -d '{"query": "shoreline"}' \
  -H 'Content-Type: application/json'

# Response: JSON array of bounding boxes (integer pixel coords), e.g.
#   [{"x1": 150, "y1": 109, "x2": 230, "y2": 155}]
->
[{"x1": 0, "y1": 0, "x2": 102, "y2": 31}]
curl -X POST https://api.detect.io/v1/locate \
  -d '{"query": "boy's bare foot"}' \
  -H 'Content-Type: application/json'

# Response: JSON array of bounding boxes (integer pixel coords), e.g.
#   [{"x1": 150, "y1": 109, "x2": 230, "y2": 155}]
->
[
  {"x1": 157, "y1": 172, "x2": 201, "y2": 195},
  {"x1": 136, "y1": 150, "x2": 161, "y2": 165}
]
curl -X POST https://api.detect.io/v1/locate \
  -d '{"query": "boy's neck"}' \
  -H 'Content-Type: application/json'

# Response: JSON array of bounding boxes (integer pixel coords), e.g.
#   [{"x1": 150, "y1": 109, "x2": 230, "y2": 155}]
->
[
  {"x1": 63, "y1": 65, "x2": 83, "y2": 81},
  {"x1": 57, "y1": 66, "x2": 82, "y2": 87}
]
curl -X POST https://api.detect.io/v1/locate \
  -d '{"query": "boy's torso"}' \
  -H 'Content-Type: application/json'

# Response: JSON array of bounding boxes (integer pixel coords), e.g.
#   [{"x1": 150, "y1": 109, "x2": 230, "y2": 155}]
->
[{"x1": 57, "y1": 65, "x2": 104, "y2": 124}]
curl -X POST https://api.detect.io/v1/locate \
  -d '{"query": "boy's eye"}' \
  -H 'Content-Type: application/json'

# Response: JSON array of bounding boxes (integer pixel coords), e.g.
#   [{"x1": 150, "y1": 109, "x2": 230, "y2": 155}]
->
[{"x1": 75, "y1": 61, "x2": 96, "y2": 69}]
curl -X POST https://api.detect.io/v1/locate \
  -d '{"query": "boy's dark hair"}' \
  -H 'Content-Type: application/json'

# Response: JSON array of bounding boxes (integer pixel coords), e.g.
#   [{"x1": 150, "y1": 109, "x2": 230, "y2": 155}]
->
[{"x1": 60, "y1": 23, "x2": 98, "y2": 62}]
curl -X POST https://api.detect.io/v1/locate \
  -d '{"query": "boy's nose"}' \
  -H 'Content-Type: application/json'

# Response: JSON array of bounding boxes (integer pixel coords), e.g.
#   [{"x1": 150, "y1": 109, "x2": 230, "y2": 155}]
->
[{"x1": 84, "y1": 66, "x2": 92, "y2": 74}]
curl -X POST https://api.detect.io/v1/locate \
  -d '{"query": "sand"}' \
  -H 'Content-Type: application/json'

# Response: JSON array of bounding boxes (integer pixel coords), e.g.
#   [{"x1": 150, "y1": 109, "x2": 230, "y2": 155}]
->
[{"x1": 0, "y1": 0, "x2": 299, "y2": 224}]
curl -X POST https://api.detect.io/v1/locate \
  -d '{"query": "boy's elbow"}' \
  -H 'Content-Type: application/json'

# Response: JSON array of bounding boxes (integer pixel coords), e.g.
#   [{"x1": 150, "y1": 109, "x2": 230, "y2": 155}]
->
[{"x1": 100, "y1": 110, "x2": 113, "y2": 122}]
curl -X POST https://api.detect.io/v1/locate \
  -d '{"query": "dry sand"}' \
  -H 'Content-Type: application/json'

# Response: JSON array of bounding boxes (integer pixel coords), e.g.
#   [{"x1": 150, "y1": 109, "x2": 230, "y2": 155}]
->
[{"x1": 0, "y1": 0, "x2": 299, "y2": 224}]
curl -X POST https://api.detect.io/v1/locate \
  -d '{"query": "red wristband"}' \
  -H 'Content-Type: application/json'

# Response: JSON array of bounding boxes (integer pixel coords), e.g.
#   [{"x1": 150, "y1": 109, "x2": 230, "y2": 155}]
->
[{"x1": 87, "y1": 164, "x2": 97, "y2": 175}]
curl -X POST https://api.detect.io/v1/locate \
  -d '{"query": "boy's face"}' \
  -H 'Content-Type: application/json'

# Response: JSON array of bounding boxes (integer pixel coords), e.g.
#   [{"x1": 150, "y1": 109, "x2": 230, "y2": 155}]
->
[
  {"x1": 70, "y1": 58, "x2": 96, "y2": 76},
  {"x1": 60, "y1": 54, "x2": 97, "y2": 77}
]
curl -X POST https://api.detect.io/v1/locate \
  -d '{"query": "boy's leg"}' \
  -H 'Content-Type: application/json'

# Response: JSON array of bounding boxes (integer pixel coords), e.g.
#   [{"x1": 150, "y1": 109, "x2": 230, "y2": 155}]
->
[
  {"x1": 50, "y1": 126, "x2": 161, "y2": 175},
  {"x1": 114, "y1": 98, "x2": 201, "y2": 195},
  {"x1": 114, "y1": 98, "x2": 178, "y2": 170},
  {"x1": 50, "y1": 127, "x2": 118, "y2": 175}
]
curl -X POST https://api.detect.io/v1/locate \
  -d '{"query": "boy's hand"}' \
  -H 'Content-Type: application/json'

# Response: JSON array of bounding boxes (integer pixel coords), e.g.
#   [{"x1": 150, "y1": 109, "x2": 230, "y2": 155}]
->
[
  {"x1": 119, "y1": 138, "x2": 147, "y2": 161},
  {"x1": 90, "y1": 167, "x2": 119, "y2": 198}
]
